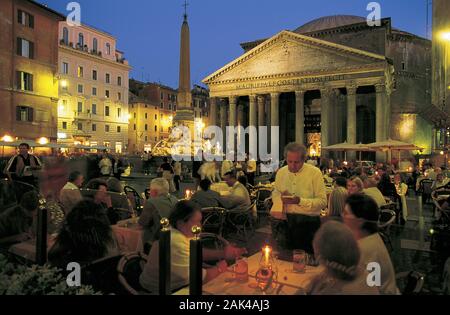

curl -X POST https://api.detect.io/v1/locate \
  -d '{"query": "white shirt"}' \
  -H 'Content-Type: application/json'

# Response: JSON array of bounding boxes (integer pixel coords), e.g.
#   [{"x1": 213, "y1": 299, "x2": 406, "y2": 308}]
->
[
  {"x1": 247, "y1": 160, "x2": 257, "y2": 173},
  {"x1": 363, "y1": 187, "x2": 387, "y2": 208},
  {"x1": 139, "y1": 228, "x2": 206, "y2": 294},
  {"x1": 271, "y1": 164, "x2": 327, "y2": 217}
]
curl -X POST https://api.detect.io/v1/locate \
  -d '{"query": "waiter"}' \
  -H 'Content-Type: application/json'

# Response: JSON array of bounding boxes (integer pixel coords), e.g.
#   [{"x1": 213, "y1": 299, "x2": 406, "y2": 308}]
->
[
  {"x1": 271, "y1": 143, "x2": 327, "y2": 254},
  {"x1": 4, "y1": 143, "x2": 42, "y2": 187}
]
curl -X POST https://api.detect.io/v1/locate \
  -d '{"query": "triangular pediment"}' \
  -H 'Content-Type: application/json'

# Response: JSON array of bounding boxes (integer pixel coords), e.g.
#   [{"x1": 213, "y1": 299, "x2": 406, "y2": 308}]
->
[{"x1": 203, "y1": 30, "x2": 386, "y2": 84}]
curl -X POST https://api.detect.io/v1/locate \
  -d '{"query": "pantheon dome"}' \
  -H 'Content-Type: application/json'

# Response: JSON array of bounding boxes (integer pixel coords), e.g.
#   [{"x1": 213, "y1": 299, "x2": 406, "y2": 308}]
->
[{"x1": 293, "y1": 15, "x2": 366, "y2": 33}]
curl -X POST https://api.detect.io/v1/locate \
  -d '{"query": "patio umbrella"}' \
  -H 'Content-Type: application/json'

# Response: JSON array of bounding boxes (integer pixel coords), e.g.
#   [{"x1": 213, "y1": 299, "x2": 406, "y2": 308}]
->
[
  {"x1": 322, "y1": 142, "x2": 374, "y2": 163},
  {"x1": 366, "y1": 139, "x2": 424, "y2": 163}
]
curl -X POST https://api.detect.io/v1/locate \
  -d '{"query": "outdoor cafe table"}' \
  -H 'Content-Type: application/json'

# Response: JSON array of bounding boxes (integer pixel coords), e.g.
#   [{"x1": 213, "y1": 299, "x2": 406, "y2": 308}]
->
[
  {"x1": 8, "y1": 219, "x2": 144, "y2": 262},
  {"x1": 174, "y1": 252, "x2": 324, "y2": 295}
]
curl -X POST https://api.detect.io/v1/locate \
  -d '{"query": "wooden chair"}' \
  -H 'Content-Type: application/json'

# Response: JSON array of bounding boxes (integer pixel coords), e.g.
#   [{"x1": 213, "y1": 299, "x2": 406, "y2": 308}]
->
[
  {"x1": 225, "y1": 202, "x2": 256, "y2": 242},
  {"x1": 117, "y1": 252, "x2": 149, "y2": 295},
  {"x1": 378, "y1": 209, "x2": 396, "y2": 252},
  {"x1": 201, "y1": 207, "x2": 227, "y2": 236},
  {"x1": 396, "y1": 271, "x2": 425, "y2": 295}
]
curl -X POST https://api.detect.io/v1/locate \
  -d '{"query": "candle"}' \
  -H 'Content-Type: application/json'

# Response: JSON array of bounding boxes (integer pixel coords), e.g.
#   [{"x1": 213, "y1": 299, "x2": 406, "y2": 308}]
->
[
  {"x1": 263, "y1": 245, "x2": 271, "y2": 267},
  {"x1": 185, "y1": 189, "x2": 191, "y2": 200}
]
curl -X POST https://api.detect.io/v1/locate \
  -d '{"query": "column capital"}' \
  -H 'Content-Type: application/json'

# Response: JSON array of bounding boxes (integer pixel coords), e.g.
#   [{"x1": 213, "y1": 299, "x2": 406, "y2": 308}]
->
[
  {"x1": 320, "y1": 87, "x2": 333, "y2": 97},
  {"x1": 375, "y1": 84, "x2": 386, "y2": 93},
  {"x1": 295, "y1": 90, "x2": 305, "y2": 97},
  {"x1": 257, "y1": 95, "x2": 266, "y2": 104},
  {"x1": 346, "y1": 85, "x2": 358, "y2": 95},
  {"x1": 228, "y1": 96, "x2": 238, "y2": 104},
  {"x1": 249, "y1": 94, "x2": 257, "y2": 103},
  {"x1": 270, "y1": 92, "x2": 280, "y2": 98}
]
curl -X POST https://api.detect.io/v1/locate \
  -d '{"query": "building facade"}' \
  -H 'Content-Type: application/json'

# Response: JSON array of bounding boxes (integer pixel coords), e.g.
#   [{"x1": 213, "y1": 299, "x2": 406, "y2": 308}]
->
[
  {"x1": 204, "y1": 16, "x2": 433, "y2": 162},
  {"x1": 192, "y1": 84, "x2": 210, "y2": 125},
  {"x1": 128, "y1": 80, "x2": 177, "y2": 153},
  {"x1": 0, "y1": 0, "x2": 63, "y2": 144},
  {"x1": 57, "y1": 21, "x2": 131, "y2": 153}
]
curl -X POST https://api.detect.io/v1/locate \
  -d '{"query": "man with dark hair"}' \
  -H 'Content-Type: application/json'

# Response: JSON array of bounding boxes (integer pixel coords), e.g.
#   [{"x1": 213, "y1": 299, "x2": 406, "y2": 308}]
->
[
  {"x1": 84, "y1": 179, "x2": 118, "y2": 225},
  {"x1": 271, "y1": 143, "x2": 327, "y2": 254},
  {"x1": 334, "y1": 177, "x2": 348, "y2": 189},
  {"x1": 4, "y1": 143, "x2": 42, "y2": 187},
  {"x1": 190, "y1": 179, "x2": 223, "y2": 209},
  {"x1": 343, "y1": 194, "x2": 398, "y2": 295},
  {"x1": 223, "y1": 170, "x2": 251, "y2": 212},
  {"x1": 60, "y1": 171, "x2": 84, "y2": 214}
]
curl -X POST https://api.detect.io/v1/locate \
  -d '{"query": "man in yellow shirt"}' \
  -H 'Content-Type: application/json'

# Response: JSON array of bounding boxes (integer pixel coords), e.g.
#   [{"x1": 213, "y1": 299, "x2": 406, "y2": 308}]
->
[{"x1": 271, "y1": 143, "x2": 327, "y2": 253}]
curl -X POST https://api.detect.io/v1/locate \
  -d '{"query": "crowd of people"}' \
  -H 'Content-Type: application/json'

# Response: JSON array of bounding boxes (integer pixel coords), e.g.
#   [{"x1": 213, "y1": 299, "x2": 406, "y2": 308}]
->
[{"x1": 0, "y1": 141, "x2": 449, "y2": 295}]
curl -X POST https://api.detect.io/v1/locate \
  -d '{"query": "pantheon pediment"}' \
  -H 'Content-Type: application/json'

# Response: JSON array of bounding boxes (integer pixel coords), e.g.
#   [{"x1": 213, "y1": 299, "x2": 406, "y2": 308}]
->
[{"x1": 203, "y1": 30, "x2": 387, "y2": 85}]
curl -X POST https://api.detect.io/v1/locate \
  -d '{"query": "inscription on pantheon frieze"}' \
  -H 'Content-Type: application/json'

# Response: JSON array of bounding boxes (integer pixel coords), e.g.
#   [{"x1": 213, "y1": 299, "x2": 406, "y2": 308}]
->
[{"x1": 235, "y1": 74, "x2": 346, "y2": 90}]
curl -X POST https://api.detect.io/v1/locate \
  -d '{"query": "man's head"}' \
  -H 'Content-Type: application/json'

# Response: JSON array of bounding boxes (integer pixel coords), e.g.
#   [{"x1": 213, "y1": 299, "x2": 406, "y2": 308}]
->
[
  {"x1": 149, "y1": 178, "x2": 170, "y2": 198},
  {"x1": 223, "y1": 171, "x2": 237, "y2": 187},
  {"x1": 86, "y1": 179, "x2": 108, "y2": 202},
  {"x1": 20, "y1": 191, "x2": 40, "y2": 214},
  {"x1": 334, "y1": 177, "x2": 348, "y2": 189},
  {"x1": 343, "y1": 193, "x2": 379, "y2": 236},
  {"x1": 436, "y1": 173, "x2": 444, "y2": 183},
  {"x1": 169, "y1": 200, "x2": 202, "y2": 234},
  {"x1": 284, "y1": 143, "x2": 307, "y2": 173},
  {"x1": 19, "y1": 143, "x2": 30, "y2": 156},
  {"x1": 199, "y1": 179, "x2": 212, "y2": 192},
  {"x1": 68, "y1": 171, "x2": 84, "y2": 188}
]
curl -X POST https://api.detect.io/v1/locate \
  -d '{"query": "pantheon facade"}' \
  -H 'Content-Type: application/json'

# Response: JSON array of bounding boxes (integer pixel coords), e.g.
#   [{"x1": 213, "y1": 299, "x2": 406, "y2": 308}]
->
[{"x1": 203, "y1": 16, "x2": 433, "y2": 162}]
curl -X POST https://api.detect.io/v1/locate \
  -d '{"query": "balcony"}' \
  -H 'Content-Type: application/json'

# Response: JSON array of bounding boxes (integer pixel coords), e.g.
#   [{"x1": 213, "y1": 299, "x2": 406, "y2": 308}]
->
[
  {"x1": 59, "y1": 39, "x2": 128, "y2": 64},
  {"x1": 74, "y1": 111, "x2": 92, "y2": 120}
]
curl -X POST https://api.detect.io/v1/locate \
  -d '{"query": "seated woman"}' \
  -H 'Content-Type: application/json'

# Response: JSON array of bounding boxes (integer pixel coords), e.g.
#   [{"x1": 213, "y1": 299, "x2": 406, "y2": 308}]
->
[
  {"x1": 48, "y1": 199, "x2": 120, "y2": 269},
  {"x1": 84, "y1": 178, "x2": 120, "y2": 225},
  {"x1": 139, "y1": 200, "x2": 246, "y2": 294},
  {"x1": 346, "y1": 176, "x2": 364, "y2": 195},
  {"x1": 106, "y1": 177, "x2": 133, "y2": 220},
  {"x1": 306, "y1": 221, "x2": 379, "y2": 295},
  {"x1": 343, "y1": 194, "x2": 399, "y2": 295},
  {"x1": 326, "y1": 187, "x2": 347, "y2": 219}
]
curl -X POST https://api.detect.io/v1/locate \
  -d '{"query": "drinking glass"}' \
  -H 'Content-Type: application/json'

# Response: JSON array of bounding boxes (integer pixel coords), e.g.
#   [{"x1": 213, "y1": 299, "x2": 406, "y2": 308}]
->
[
  {"x1": 233, "y1": 257, "x2": 248, "y2": 283},
  {"x1": 293, "y1": 249, "x2": 306, "y2": 273}
]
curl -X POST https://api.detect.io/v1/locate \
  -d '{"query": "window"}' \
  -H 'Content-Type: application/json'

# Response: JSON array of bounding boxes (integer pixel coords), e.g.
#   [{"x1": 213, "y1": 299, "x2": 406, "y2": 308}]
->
[
  {"x1": 155, "y1": 137, "x2": 157, "y2": 141},
  {"x1": 17, "y1": 38, "x2": 34, "y2": 59},
  {"x1": 145, "y1": 136, "x2": 148, "y2": 142},
  {"x1": 133, "y1": 113, "x2": 136, "y2": 119},
  {"x1": 105, "y1": 90, "x2": 110, "y2": 98},
  {"x1": 62, "y1": 27, "x2": 69, "y2": 44},
  {"x1": 145, "y1": 124, "x2": 148, "y2": 131},
  {"x1": 62, "y1": 62, "x2": 69, "y2": 74},
  {"x1": 62, "y1": 122, "x2": 67, "y2": 130},
  {"x1": 105, "y1": 106, "x2": 110, "y2": 116},
  {"x1": 77, "y1": 84, "x2": 83, "y2": 93},
  {"x1": 106, "y1": 73, "x2": 110, "y2": 84},
  {"x1": 77, "y1": 102, "x2": 83, "y2": 113},
  {"x1": 92, "y1": 124, "x2": 97, "y2": 132},
  {"x1": 93, "y1": 70, "x2": 97, "y2": 80},
  {"x1": 133, "y1": 124, "x2": 136, "y2": 131},
  {"x1": 18, "y1": 10, "x2": 34, "y2": 28},
  {"x1": 77, "y1": 123, "x2": 83, "y2": 131},
  {"x1": 78, "y1": 33, "x2": 84, "y2": 47},
  {"x1": 161, "y1": 92, "x2": 164, "y2": 100},
  {"x1": 106, "y1": 43, "x2": 111, "y2": 55},
  {"x1": 173, "y1": 105, "x2": 176, "y2": 111},
  {"x1": 16, "y1": 71, "x2": 33, "y2": 91},
  {"x1": 145, "y1": 113, "x2": 148, "y2": 119},
  {"x1": 118, "y1": 77, "x2": 122, "y2": 86},
  {"x1": 155, "y1": 125, "x2": 157, "y2": 132},
  {"x1": 118, "y1": 92, "x2": 121, "y2": 101},
  {"x1": 93, "y1": 38, "x2": 98, "y2": 52},
  {"x1": 78, "y1": 66, "x2": 83, "y2": 78},
  {"x1": 92, "y1": 104, "x2": 97, "y2": 114},
  {"x1": 16, "y1": 106, "x2": 33, "y2": 122},
  {"x1": 155, "y1": 115, "x2": 157, "y2": 120},
  {"x1": 160, "y1": 103, "x2": 163, "y2": 109},
  {"x1": 402, "y1": 62, "x2": 406, "y2": 71},
  {"x1": 92, "y1": 87, "x2": 97, "y2": 96},
  {"x1": 105, "y1": 125, "x2": 110, "y2": 132},
  {"x1": 117, "y1": 126, "x2": 121, "y2": 133},
  {"x1": 117, "y1": 108, "x2": 121, "y2": 118},
  {"x1": 169, "y1": 104, "x2": 172, "y2": 110}
]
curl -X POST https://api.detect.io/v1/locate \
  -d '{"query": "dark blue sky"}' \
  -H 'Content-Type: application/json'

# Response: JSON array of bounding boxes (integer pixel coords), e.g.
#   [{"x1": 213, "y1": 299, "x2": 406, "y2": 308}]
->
[{"x1": 38, "y1": 0, "x2": 430, "y2": 88}]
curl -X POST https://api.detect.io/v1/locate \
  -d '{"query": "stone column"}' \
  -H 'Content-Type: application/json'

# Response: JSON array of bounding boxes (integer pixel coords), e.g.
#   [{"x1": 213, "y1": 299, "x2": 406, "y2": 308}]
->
[
  {"x1": 270, "y1": 93, "x2": 280, "y2": 154},
  {"x1": 249, "y1": 95, "x2": 258, "y2": 160},
  {"x1": 375, "y1": 84, "x2": 387, "y2": 162},
  {"x1": 295, "y1": 90, "x2": 305, "y2": 145},
  {"x1": 220, "y1": 98, "x2": 227, "y2": 132},
  {"x1": 321, "y1": 88, "x2": 332, "y2": 157},
  {"x1": 347, "y1": 85, "x2": 357, "y2": 161},
  {"x1": 229, "y1": 96, "x2": 237, "y2": 127},
  {"x1": 209, "y1": 97, "x2": 217, "y2": 127},
  {"x1": 258, "y1": 96, "x2": 265, "y2": 127}
]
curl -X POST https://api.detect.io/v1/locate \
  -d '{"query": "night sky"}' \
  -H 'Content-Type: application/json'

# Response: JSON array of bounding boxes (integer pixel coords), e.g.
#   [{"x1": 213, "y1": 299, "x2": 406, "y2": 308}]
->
[{"x1": 37, "y1": 0, "x2": 430, "y2": 88}]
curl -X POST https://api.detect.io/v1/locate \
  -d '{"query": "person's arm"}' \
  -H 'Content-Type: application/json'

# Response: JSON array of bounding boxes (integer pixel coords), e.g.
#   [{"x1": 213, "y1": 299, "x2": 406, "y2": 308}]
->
[
  {"x1": 138, "y1": 202, "x2": 155, "y2": 227},
  {"x1": 204, "y1": 260, "x2": 228, "y2": 283},
  {"x1": 0, "y1": 232, "x2": 31, "y2": 245}
]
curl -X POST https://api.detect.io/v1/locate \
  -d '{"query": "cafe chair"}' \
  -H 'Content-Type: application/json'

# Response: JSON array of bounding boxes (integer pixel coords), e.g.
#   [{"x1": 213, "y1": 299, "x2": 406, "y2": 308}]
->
[
  {"x1": 201, "y1": 207, "x2": 227, "y2": 236},
  {"x1": 124, "y1": 186, "x2": 144, "y2": 216},
  {"x1": 396, "y1": 271, "x2": 425, "y2": 295},
  {"x1": 226, "y1": 202, "x2": 257, "y2": 242},
  {"x1": 431, "y1": 189, "x2": 450, "y2": 223},
  {"x1": 378, "y1": 209, "x2": 396, "y2": 252},
  {"x1": 200, "y1": 232, "x2": 228, "y2": 265},
  {"x1": 418, "y1": 179, "x2": 434, "y2": 205},
  {"x1": 255, "y1": 188, "x2": 273, "y2": 225},
  {"x1": 81, "y1": 254, "x2": 123, "y2": 294},
  {"x1": 117, "y1": 252, "x2": 149, "y2": 295}
]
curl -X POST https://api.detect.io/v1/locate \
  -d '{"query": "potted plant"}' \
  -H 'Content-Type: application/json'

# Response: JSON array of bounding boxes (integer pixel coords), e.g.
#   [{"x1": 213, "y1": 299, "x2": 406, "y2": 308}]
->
[{"x1": 0, "y1": 255, "x2": 102, "y2": 295}]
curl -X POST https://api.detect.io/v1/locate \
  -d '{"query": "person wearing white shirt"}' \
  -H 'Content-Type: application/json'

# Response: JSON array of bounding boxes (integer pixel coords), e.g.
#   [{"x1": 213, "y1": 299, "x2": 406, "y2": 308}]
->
[
  {"x1": 222, "y1": 171, "x2": 251, "y2": 212},
  {"x1": 271, "y1": 143, "x2": 327, "y2": 253},
  {"x1": 246, "y1": 159, "x2": 257, "y2": 186},
  {"x1": 59, "y1": 171, "x2": 84, "y2": 214}
]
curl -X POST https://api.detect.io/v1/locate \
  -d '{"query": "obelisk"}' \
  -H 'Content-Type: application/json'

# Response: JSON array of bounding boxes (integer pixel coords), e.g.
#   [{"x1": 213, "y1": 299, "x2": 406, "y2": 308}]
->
[{"x1": 173, "y1": 3, "x2": 194, "y2": 132}]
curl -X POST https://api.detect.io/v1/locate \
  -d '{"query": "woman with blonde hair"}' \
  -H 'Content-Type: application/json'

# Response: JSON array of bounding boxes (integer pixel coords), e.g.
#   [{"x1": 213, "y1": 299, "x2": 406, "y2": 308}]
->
[
  {"x1": 327, "y1": 187, "x2": 348, "y2": 218},
  {"x1": 347, "y1": 176, "x2": 364, "y2": 195}
]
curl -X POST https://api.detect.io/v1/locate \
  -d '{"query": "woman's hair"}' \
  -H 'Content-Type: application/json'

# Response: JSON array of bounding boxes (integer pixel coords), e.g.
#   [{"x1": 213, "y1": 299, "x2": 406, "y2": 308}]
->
[
  {"x1": 85, "y1": 178, "x2": 108, "y2": 191},
  {"x1": 328, "y1": 187, "x2": 348, "y2": 217},
  {"x1": 345, "y1": 193, "x2": 380, "y2": 234},
  {"x1": 106, "y1": 177, "x2": 123, "y2": 193},
  {"x1": 49, "y1": 200, "x2": 114, "y2": 268},
  {"x1": 348, "y1": 176, "x2": 364, "y2": 193},
  {"x1": 313, "y1": 221, "x2": 360, "y2": 281},
  {"x1": 169, "y1": 200, "x2": 201, "y2": 230}
]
